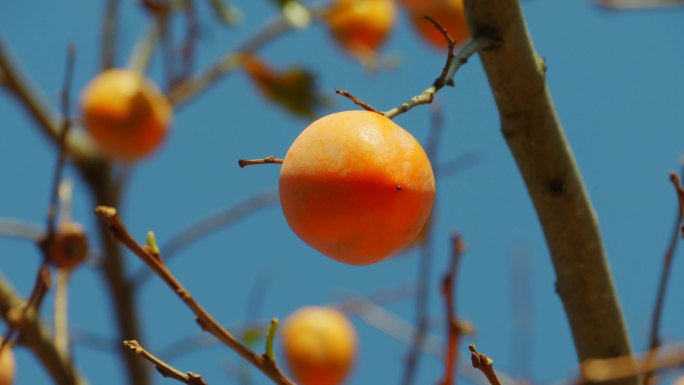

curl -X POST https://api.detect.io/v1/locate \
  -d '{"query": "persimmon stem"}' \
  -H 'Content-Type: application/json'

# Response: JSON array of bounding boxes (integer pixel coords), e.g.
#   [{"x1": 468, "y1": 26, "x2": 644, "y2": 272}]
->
[{"x1": 238, "y1": 156, "x2": 284, "y2": 168}]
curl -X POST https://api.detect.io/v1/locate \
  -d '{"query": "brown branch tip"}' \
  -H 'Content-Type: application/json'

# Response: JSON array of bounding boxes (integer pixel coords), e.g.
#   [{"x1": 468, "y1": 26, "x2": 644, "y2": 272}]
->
[
  {"x1": 334, "y1": 89, "x2": 382, "y2": 115},
  {"x1": 423, "y1": 15, "x2": 456, "y2": 49},
  {"x1": 123, "y1": 340, "x2": 208, "y2": 385},
  {"x1": 238, "y1": 156, "x2": 284, "y2": 168},
  {"x1": 469, "y1": 344, "x2": 502, "y2": 385},
  {"x1": 669, "y1": 172, "x2": 684, "y2": 221}
]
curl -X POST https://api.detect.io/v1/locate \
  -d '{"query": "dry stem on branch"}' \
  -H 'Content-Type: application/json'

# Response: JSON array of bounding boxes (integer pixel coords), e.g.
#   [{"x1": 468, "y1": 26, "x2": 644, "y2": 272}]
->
[{"x1": 95, "y1": 206, "x2": 297, "y2": 385}]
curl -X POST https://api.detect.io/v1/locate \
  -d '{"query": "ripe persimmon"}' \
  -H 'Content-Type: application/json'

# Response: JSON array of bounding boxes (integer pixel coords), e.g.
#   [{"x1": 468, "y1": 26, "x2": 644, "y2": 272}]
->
[
  {"x1": 279, "y1": 110, "x2": 435, "y2": 265},
  {"x1": 403, "y1": 0, "x2": 469, "y2": 49},
  {"x1": 80, "y1": 69, "x2": 172, "y2": 161},
  {"x1": 0, "y1": 342, "x2": 15, "y2": 385},
  {"x1": 325, "y1": 0, "x2": 396, "y2": 58},
  {"x1": 281, "y1": 307, "x2": 356, "y2": 385},
  {"x1": 44, "y1": 222, "x2": 88, "y2": 270}
]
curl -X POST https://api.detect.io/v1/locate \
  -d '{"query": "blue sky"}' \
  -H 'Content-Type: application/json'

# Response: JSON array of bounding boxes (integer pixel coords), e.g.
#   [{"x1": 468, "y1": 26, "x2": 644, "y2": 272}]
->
[{"x1": 2, "y1": 1, "x2": 684, "y2": 385}]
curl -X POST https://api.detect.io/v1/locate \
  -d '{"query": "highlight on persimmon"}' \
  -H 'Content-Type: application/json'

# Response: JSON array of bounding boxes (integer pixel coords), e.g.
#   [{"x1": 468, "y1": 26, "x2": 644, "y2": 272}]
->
[
  {"x1": 279, "y1": 110, "x2": 435, "y2": 265},
  {"x1": 80, "y1": 69, "x2": 172, "y2": 161},
  {"x1": 280, "y1": 306, "x2": 357, "y2": 385}
]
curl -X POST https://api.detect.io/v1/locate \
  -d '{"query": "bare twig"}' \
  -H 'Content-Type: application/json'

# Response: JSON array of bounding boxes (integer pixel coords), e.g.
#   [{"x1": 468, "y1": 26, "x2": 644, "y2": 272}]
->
[
  {"x1": 0, "y1": 35, "x2": 97, "y2": 161},
  {"x1": 401, "y1": 105, "x2": 444, "y2": 385},
  {"x1": 101, "y1": 0, "x2": 119, "y2": 70},
  {"x1": 580, "y1": 341, "x2": 684, "y2": 383},
  {"x1": 643, "y1": 171, "x2": 684, "y2": 383},
  {"x1": 238, "y1": 157, "x2": 284, "y2": 168},
  {"x1": 465, "y1": 1, "x2": 637, "y2": 381},
  {"x1": 334, "y1": 89, "x2": 382, "y2": 114},
  {"x1": 344, "y1": 297, "x2": 518, "y2": 385},
  {"x1": 127, "y1": 21, "x2": 160, "y2": 74},
  {"x1": 54, "y1": 269, "x2": 70, "y2": 356},
  {"x1": 167, "y1": 6, "x2": 326, "y2": 107},
  {"x1": 383, "y1": 34, "x2": 494, "y2": 119},
  {"x1": 45, "y1": 44, "x2": 76, "y2": 238},
  {"x1": 0, "y1": 274, "x2": 87, "y2": 385},
  {"x1": 439, "y1": 234, "x2": 466, "y2": 385},
  {"x1": 0, "y1": 218, "x2": 44, "y2": 241},
  {"x1": 95, "y1": 206, "x2": 296, "y2": 385},
  {"x1": 469, "y1": 344, "x2": 502, "y2": 385},
  {"x1": 124, "y1": 340, "x2": 208, "y2": 385},
  {"x1": 134, "y1": 190, "x2": 278, "y2": 287}
]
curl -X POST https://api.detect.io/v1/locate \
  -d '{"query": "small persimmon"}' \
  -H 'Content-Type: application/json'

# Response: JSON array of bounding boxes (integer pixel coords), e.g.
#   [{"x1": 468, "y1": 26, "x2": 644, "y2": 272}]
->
[
  {"x1": 44, "y1": 222, "x2": 89, "y2": 270},
  {"x1": 281, "y1": 307, "x2": 356, "y2": 385},
  {"x1": 403, "y1": 0, "x2": 469, "y2": 49},
  {"x1": 325, "y1": 0, "x2": 396, "y2": 57},
  {"x1": 80, "y1": 69, "x2": 172, "y2": 161},
  {"x1": 0, "y1": 342, "x2": 15, "y2": 385},
  {"x1": 279, "y1": 110, "x2": 435, "y2": 265}
]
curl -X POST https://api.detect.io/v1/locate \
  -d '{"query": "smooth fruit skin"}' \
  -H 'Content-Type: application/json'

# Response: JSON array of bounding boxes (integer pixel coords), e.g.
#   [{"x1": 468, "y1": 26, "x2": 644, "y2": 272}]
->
[
  {"x1": 325, "y1": 0, "x2": 396, "y2": 56},
  {"x1": 281, "y1": 307, "x2": 356, "y2": 385},
  {"x1": 0, "y1": 343, "x2": 16, "y2": 385},
  {"x1": 80, "y1": 69, "x2": 172, "y2": 161},
  {"x1": 403, "y1": 0, "x2": 469, "y2": 49},
  {"x1": 279, "y1": 110, "x2": 436, "y2": 265}
]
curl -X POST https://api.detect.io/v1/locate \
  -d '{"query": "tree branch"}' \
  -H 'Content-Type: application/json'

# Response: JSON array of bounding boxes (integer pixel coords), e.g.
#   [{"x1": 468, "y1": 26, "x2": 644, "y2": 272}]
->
[
  {"x1": 464, "y1": 1, "x2": 637, "y2": 383},
  {"x1": 124, "y1": 340, "x2": 208, "y2": 385},
  {"x1": 0, "y1": 34, "x2": 98, "y2": 162},
  {"x1": 0, "y1": 274, "x2": 87, "y2": 385},
  {"x1": 95, "y1": 206, "x2": 297, "y2": 385}
]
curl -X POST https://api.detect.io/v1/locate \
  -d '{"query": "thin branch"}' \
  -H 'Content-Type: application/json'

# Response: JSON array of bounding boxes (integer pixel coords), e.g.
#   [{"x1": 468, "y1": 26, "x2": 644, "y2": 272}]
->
[
  {"x1": 383, "y1": 34, "x2": 494, "y2": 119},
  {"x1": 238, "y1": 157, "x2": 284, "y2": 168},
  {"x1": 643, "y1": 171, "x2": 684, "y2": 383},
  {"x1": 343, "y1": 296, "x2": 519, "y2": 385},
  {"x1": 401, "y1": 105, "x2": 444, "y2": 385},
  {"x1": 469, "y1": 344, "x2": 502, "y2": 385},
  {"x1": 54, "y1": 269, "x2": 70, "y2": 356},
  {"x1": 580, "y1": 341, "x2": 684, "y2": 383},
  {"x1": 0, "y1": 274, "x2": 87, "y2": 385},
  {"x1": 124, "y1": 340, "x2": 208, "y2": 385},
  {"x1": 0, "y1": 34, "x2": 98, "y2": 162},
  {"x1": 335, "y1": 89, "x2": 382, "y2": 114},
  {"x1": 132, "y1": 190, "x2": 279, "y2": 286},
  {"x1": 166, "y1": 6, "x2": 326, "y2": 107},
  {"x1": 464, "y1": 1, "x2": 637, "y2": 381},
  {"x1": 44, "y1": 44, "x2": 76, "y2": 239},
  {"x1": 95, "y1": 206, "x2": 297, "y2": 385},
  {"x1": 0, "y1": 218, "x2": 44, "y2": 242},
  {"x1": 78, "y1": 162, "x2": 148, "y2": 385},
  {"x1": 101, "y1": 0, "x2": 119, "y2": 70},
  {"x1": 439, "y1": 234, "x2": 466, "y2": 385},
  {"x1": 127, "y1": 20, "x2": 160, "y2": 74}
]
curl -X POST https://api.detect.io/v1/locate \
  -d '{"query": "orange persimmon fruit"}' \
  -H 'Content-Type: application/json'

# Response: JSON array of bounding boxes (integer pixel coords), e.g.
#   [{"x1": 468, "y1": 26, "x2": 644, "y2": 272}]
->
[
  {"x1": 279, "y1": 110, "x2": 435, "y2": 265},
  {"x1": 80, "y1": 69, "x2": 172, "y2": 161},
  {"x1": 0, "y1": 342, "x2": 15, "y2": 385},
  {"x1": 281, "y1": 306, "x2": 357, "y2": 385},
  {"x1": 403, "y1": 0, "x2": 469, "y2": 49},
  {"x1": 325, "y1": 0, "x2": 396, "y2": 57}
]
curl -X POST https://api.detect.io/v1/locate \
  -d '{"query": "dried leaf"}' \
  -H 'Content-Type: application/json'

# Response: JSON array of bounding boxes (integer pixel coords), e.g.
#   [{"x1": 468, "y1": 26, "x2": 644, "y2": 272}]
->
[{"x1": 242, "y1": 55, "x2": 322, "y2": 118}]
